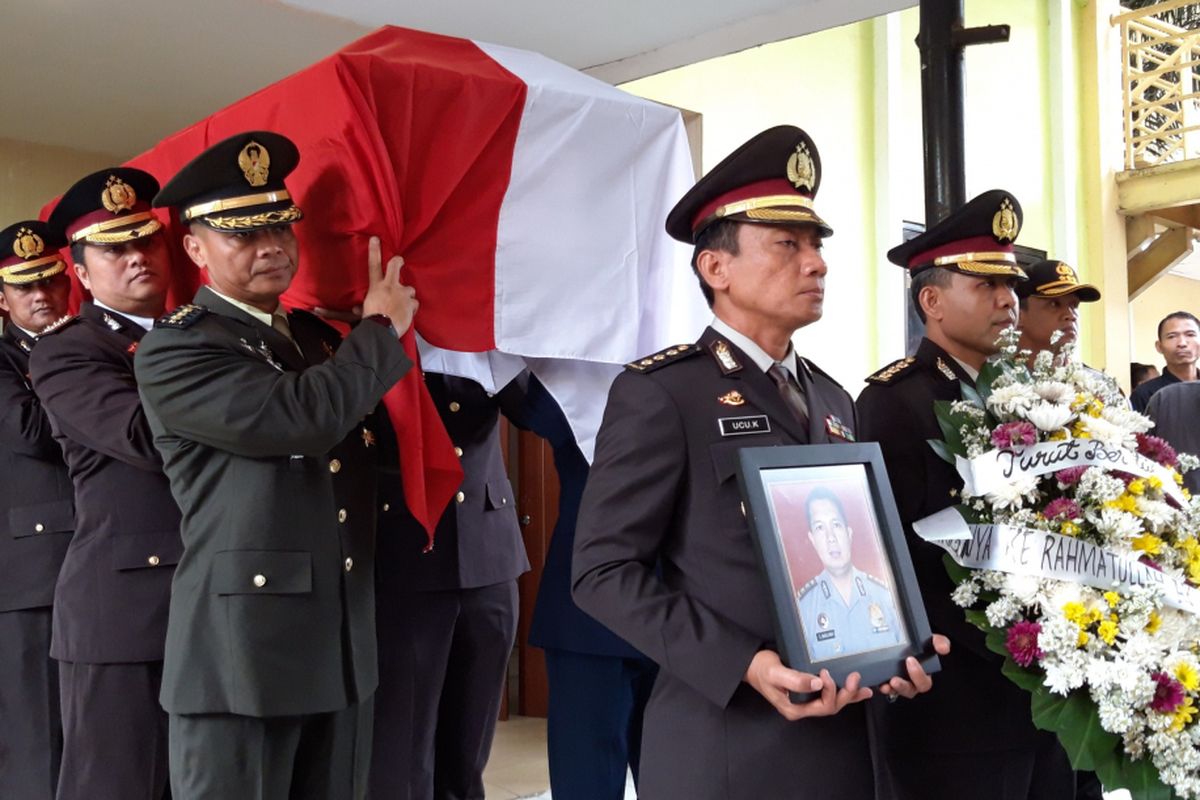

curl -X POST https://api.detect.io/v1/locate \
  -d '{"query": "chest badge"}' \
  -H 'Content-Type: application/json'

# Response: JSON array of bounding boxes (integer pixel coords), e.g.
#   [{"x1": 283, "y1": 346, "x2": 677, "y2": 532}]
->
[
  {"x1": 718, "y1": 390, "x2": 745, "y2": 407},
  {"x1": 718, "y1": 415, "x2": 771, "y2": 437},
  {"x1": 824, "y1": 414, "x2": 855, "y2": 442},
  {"x1": 870, "y1": 602, "x2": 889, "y2": 633},
  {"x1": 239, "y1": 337, "x2": 284, "y2": 372}
]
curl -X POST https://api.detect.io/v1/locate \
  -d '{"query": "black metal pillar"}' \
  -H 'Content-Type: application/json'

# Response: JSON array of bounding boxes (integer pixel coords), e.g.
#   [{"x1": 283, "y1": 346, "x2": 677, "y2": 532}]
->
[{"x1": 916, "y1": 0, "x2": 1010, "y2": 225}]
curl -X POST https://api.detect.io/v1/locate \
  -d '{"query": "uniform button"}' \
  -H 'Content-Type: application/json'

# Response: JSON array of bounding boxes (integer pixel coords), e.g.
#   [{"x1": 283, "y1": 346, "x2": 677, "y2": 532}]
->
[
  {"x1": 454, "y1": 447, "x2": 463, "y2": 457},
  {"x1": 456, "y1": 491, "x2": 465, "y2": 504},
  {"x1": 337, "y1": 508, "x2": 348, "y2": 523},
  {"x1": 344, "y1": 557, "x2": 354, "y2": 572},
  {"x1": 382, "y1": 503, "x2": 390, "y2": 512},
  {"x1": 329, "y1": 458, "x2": 342, "y2": 474},
  {"x1": 147, "y1": 555, "x2": 160, "y2": 567},
  {"x1": 501, "y1": 498, "x2": 507, "y2": 505},
  {"x1": 449, "y1": 401, "x2": 461, "y2": 412},
  {"x1": 253, "y1": 574, "x2": 267, "y2": 588},
  {"x1": 34, "y1": 523, "x2": 44, "y2": 532}
]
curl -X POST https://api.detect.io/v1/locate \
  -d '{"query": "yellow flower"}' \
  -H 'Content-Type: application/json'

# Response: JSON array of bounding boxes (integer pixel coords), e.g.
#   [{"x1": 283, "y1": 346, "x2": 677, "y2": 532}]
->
[
  {"x1": 1147, "y1": 611, "x2": 1163, "y2": 634},
  {"x1": 1071, "y1": 421, "x2": 1092, "y2": 439},
  {"x1": 1077, "y1": 630, "x2": 1090, "y2": 647},
  {"x1": 1048, "y1": 429, "x2": 1069, "y2": 442},
  {"x1": 1173, "y1": 697, "x2": 1197, "y2": 732},
  {"x1": 1128, "y1": 479, "x2": 1147, "y2": 497},
  {"x1": 1186, "y1": 488, "x2": 1193, "y2": 501},
  {"x1": 1088, "y1": 399, "x2": 1104, "y2": 418},
  {"x1": 1060, "y1": 521, "x2": 1080, "y2": 537},
  {"x1": 1132, "y1": 534, "x2": 1163, "y2": 556},
  {"x1": 1149, "y1": 476, "x2": 1164, "y2": 491},
  {"x1": 1104, "y1": 591, "x2": 1121, "y2": 608},
  {"x1": 1177, "y1": 472, "x2": 1186, "y2": 487},
  {"x1": 1106, "y1": 494, "x2": 1141, "y2": 516},
  {"x1": 1063, "y1": 602, "x2": 1088, "y2": 626},
  {"x1": 1097, "y1": 619, "x2": 1119, "y2": 645},
  {"x1": 1176, "y1": 663, "x2": 1200, "y2": 692}
]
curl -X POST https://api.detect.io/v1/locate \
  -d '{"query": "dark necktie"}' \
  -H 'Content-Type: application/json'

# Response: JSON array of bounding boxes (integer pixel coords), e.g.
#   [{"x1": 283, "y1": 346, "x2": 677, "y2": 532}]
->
[{"x1": 767, "y1": 363, "x2": 809, "y2": 428}]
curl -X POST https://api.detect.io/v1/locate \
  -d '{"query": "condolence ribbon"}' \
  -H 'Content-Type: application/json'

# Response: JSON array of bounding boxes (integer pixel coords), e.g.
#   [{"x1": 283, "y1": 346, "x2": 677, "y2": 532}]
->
[{"x1": 913, "y1": 507, "x2": 1200, "y2": 615}]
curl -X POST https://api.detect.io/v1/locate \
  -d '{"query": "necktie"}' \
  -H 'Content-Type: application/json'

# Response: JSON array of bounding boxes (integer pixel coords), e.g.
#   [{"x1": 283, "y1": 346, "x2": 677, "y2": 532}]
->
[{"x1": 767, "y1": 363, "x2": 809, "y2": 428}]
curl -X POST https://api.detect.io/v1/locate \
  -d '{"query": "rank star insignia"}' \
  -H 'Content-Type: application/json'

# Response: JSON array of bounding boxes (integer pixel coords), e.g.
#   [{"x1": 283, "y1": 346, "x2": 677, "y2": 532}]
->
[
  {"x1": 936, "y1": 357, "x2": 957, "y2": 380},
  {"x1": 362, "y1": 427, "x2": 376, "y2": 447},
  {"x1": 718, "y1": 390, "x2": 745, "y2": 406}
]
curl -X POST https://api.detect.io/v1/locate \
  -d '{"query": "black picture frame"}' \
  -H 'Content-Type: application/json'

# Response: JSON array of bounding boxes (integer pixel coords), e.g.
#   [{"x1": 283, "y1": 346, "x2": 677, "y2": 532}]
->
[{"x1": 736, "y1": 443, "x2": 939, "y2": 696}]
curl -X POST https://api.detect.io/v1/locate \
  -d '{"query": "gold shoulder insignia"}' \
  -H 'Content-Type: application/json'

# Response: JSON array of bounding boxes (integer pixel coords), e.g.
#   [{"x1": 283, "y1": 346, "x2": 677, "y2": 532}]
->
[
  {"x1": 624, "y1": 343, "x2": 699, "y2": 373},
  {"x1": 38, "y1": 315, "x2": 79, "y2": 337},
  {"x1": 866, "y1": 356, "x2": 916, "y2": 384},
  {"x1": 154, "y1": 304, "x2": 208, "y2": 330}
]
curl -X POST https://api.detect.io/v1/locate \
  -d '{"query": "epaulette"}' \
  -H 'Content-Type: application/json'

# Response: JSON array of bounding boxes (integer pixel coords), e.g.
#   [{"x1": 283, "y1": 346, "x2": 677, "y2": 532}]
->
[
  {"x1": 866, "y1": 356, "x2": 917, "y2": 384},
  {"x1": 625, "y1": 343, "x2": 701, "y2": 373},
  {"x1": 155, "y1": 304, "x2": 208, "y2": 329},
  {"x1": 796, "y1": 577, "x2": 818, "y2": 598},
  {"x1": 800, "y1": 357, "x2": 844, "y2": 388},
  {"x1": 865, "y1": 573, "x2": 889, "y2": 588},
  {"x1": 38, "y1": 315, "x2": 78, "y2": 337}
]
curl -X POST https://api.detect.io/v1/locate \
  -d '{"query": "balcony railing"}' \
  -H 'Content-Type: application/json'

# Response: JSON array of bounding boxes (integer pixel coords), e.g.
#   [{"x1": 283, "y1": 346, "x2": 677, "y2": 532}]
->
[{"x1": 1116, "y1": 0, "x2": 1200, "y2": 169}]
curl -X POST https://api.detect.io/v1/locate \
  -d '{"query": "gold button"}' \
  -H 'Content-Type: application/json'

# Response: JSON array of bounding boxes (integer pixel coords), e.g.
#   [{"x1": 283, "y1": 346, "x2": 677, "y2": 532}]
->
[
  {"x1": 456, "y1": 491, "x2": 465, "y2": 504},
  {"x1": 382, "y1": 503, "x2": 390, "y2": 512},
  {"x1": 147, "y1": 555, "x2": 160, "y2": 567},
  {"x1": 34, "y1": 523, "x2": 44, "y2": 532},
  {"x1": 449, "y1": 401, "x2": 461, "y2": 412},
  {"x1": 337, "y1": 508, "x2": 348, "y2": 523},
  {"x1": 344, "y1": 557, "x2": 354, "y2": 572},
  {"x1": 329, "y1": 458, "x2": 342, "y2": 474},
  {"x1": 454, "y1": 447, "x2": 463, "y2": 457},
  {"x1": 253, "y1": 574, "x2": 267, "y2": 588},
  {"x1": 501, "y1": 498, "x2": 507, "y2": 505}
]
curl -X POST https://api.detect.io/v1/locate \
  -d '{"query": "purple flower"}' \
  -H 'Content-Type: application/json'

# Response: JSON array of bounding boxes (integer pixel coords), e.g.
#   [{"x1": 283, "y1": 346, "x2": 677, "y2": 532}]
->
[
  {"x1": 1055, "y1": 466, "x2": 1088, "y2": 486},
  {"x1": 992, "y1": 421, "x2": 1038, "y2": 450},
  {"x1": 1152, "y1": 672, "x2": 1186, "y2": 713},
  {"x1": 1006, "y1": 620, "x2": 1044, "y2": 668},
  {"x1": 1137, "y1": 434, "x2": 1179, "y2": 469},
  {"x1": 1043, "y1": 498, "x2": 1081, "y2": 522}
]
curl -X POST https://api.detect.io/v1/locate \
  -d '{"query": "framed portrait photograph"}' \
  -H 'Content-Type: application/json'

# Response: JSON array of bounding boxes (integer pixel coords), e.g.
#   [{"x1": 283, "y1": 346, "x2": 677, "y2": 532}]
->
[{"x1": 736, "y1": 443, "x2": 939, "y2": 693}]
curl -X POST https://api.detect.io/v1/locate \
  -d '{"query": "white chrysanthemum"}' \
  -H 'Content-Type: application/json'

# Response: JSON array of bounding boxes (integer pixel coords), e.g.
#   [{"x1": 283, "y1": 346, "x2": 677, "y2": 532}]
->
[
  {"x1": 985, "y1": 595, "x2": 1021, "y2": 627},
  {"x1": 1078, "y1": 469, "x2": 1128, "y2": 504},
  {"x1": 1120, "y1": 631, "x2": 1164, "y2": 669},
  {"x1": 986, "y1": 383, "x2": 1038, "y2": 419},
  {"x1": 1032, "y1": 381, "x2": 1075, "y2": 405},
  {"x1": 1090, "y1": 507, "x2": 1144, "y2": 542},
  {"x1": 951, "y1": 581, "x2": 979, "y2": 608},
  {"x1": 1140, "y1": 498, "x2": 1179, "y2": 531},
  {"x1": 1098, "y1": 695, "x2": 1138, "y2": 734},
  {"x1": 1102, "y1": 404, "x2": 1154, "y2": 435},
  {"x1": 1076, "y1": 414, "x2": 1136, "y2": 448},
  {"x1": 1043, "y1": 660, "x2": 1087, "y2": 694},
  {"x1": 1024, "y1": 401, "x2": 1074, "y2": 432},
  {"x1": 1003, "y1": 573, "x2": 1042, "y2": 606},
  {"x1": 986, "y1": 474, "x2": 1040, "y2": 511}
]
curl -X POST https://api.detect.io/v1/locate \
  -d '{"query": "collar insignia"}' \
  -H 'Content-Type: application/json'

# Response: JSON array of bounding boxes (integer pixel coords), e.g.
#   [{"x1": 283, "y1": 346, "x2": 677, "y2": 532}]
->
[
  {"x1": 718, "y1": 390, "x2": 745, "y2": 406},
  {"x1": 362, "y1": 427, "x2": 376, "y2": 447},
  {"x1": 936, "y1": 357, "x2": 957, "y2": 380},
  {"x1": 992, "y1": 198, "x2": 1019, "y2": 242},
  {"x1": 17, "y1": 338, "x2": 31, "y2": 353},
  {"x1": 710, "y1": 339, "x2": 742, "y2": 374},
  {"x1": 12, "y1": 227, "x2": 44, "y2": 260},
  {"x1": 786, "y1": 141, "x2": 816, "y2": 192},
  {"x1": 238, "y1": 141, "x2": 271, "y2": 187},
  {"x1": 102, "y1": 312, "x2": 122, "y2": 331},
  {"x1": 101, "y1": 175, "x2": 137, "y2": 214}
]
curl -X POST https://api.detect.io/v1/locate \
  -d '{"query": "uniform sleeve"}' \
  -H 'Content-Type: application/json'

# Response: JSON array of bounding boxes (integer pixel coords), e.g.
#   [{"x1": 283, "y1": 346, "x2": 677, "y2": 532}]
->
[
  {"x1": 572, "y1": 372, "x2": 762, "y2": 709},
  {"x1": 30, "y1": 334, "x2": 162, "y2": 471},
  {"x1": 135, "y1": 319, "x2": 411, "y2": 458},
  {"x1": 0, "y1": 357, "x2": 59, "y2": 460}
]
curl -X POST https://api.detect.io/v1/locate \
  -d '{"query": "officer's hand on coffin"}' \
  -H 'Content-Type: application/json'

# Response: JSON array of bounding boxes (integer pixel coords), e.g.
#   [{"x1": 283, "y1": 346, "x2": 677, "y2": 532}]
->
[{"x1": 361, "y1": 236, "x2": 418, "y2": 335}]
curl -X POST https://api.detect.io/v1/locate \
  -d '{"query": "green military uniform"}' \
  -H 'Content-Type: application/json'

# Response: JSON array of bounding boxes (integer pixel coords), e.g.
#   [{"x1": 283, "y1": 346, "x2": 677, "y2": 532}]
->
[{"x1": 795, "y1": 567, "x2": 900, "y2": 662}]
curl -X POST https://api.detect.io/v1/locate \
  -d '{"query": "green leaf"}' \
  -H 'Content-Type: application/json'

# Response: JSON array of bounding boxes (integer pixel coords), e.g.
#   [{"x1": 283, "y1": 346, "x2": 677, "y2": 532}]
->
[
  {"x1": 1000, "y1": 657, "x2": 1046, "y2": 693},
  {"x1": 928, "y1": 438, "x2": 956, "y2": 465},
  {"x1": 976, "y1": 360, "x2": 1005, "y2": 401},
  {"x1": 942, "y1": 553, "x2": 973, "y2": 585},
  {"x1": 960, "y1": 379, "x2": 985, "y2": 410}
]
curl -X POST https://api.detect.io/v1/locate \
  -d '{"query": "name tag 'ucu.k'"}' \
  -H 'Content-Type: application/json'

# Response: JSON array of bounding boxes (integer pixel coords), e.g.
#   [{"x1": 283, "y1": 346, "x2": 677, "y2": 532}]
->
[{"x1": 718, "y1": 415, "x2": 771, "y2": 437}]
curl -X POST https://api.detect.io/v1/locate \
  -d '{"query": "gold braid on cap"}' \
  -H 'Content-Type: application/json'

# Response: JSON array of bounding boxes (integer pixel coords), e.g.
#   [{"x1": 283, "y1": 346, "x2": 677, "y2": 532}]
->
[
  {"x1": 202, "y1": 206, "x2": 303, "y2": 230},
  {"x1": 0, "y1": 256, "x2": 66, "y2": 285},
  {"x1": 928, "y1": 251, "x2": 1025, "y2": 278},
  {"x1": 71, "y1": 212, "x2": 162, "y2": 243},
  {"x1": 183, "y1": 191, "x2": 293, "y2": 221}
]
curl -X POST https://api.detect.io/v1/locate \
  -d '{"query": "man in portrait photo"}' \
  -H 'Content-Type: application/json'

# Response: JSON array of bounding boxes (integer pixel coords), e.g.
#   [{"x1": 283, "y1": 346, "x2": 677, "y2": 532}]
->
[{"x1": 795, "y1": 486, "x2": 902, "y2": 661}]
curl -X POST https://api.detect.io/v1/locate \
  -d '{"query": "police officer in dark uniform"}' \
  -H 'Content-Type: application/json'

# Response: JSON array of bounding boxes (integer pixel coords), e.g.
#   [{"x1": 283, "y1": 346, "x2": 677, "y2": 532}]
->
[
  {"x1": 1014, "y1": 259, "x2": 1100, "y2": 358},
  {"x1": 857, "y1": 191, "x2": 1078, "y2": 799},
  {"x1": 31, "y1": 168, "x2": 182, "y2": 800},
  {"x1": 572, "y1": 126, "x2": 947, "y2": 800},
  {"x1": 0, "y1": 220, "x2": 75, "y2": 800},
  {"x1": 136, "y1": 130, "x2": 417, "y2": 800},
  {"x1": 371, "y1": 371, "x2": 527, "y2": 800}
]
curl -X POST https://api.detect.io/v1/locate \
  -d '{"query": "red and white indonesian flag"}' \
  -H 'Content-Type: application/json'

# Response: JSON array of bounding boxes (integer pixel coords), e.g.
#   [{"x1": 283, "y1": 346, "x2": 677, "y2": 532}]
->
[{"x1": 125, "y1": 26, "x2": 706, "y2": 534}]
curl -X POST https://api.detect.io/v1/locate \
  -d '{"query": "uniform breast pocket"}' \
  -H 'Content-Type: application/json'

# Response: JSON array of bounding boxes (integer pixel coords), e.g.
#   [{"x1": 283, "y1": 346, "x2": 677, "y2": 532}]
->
[
  {"x1": 484, "y1": 479, "x2": 515, "y2": 512},
  {"x1": 709, "y1": 436, "x2": 784, "y2": 529},
  {"x1": 111, "y1": 530, "x2": 183, "y2": 571},
  {"x1": 9, "y1": 499, "x2": 73, "y2": 540},
  {"x1": 211, "y1": 550, "x2": 312, "y2": 596}
]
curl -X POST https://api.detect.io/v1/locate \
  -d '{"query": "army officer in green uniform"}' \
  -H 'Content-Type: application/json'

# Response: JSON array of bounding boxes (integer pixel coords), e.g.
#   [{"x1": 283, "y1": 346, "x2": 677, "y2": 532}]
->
[
  {"x1": 135, "y1": 131, "x2": 418, "y2": 800},
  {"x1": 796, "y1": 487, "x2": 901, "y2": 661}
]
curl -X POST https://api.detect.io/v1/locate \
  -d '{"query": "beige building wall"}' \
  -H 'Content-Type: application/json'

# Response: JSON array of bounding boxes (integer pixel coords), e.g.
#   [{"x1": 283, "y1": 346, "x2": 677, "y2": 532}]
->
[{"x1": 0, "y1": 137, "x2": 122, "y2": 223}]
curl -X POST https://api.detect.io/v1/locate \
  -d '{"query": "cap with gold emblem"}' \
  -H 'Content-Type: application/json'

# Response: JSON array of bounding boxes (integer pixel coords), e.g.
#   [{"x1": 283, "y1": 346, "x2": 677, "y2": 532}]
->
[
  {"x1": 153, "y1": 130, "x2": 303, "y2": 232},
  {"x1": 665, "y1": 125, "x2": 831, "y2": 244},
  {"x1": 47, "y1": 167, "x2": 163, "y2": 246},
  {"x1": 0, "y1": 220, "x2": 67, "y2": 285},
  {"x1": 887, "y1": 189, "x2": 1027, "y2": 280},
  {"x1": 1015, "y1": 259, "x2": 1100, "y2": 302}
]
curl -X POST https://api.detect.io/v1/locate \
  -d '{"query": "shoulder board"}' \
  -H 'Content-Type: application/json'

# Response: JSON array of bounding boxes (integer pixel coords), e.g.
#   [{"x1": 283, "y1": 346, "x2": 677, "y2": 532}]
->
[
  {"x1": 624, "y1": 343, "x2": 701, "y2": 373},
  {"x1": 865, "y1": 573, "x2": 889, "y2": 588},
  {"x1": 796, "y1": 577, "x2": 818, "y2": 598},
  {"x1": 155, "y1": 304, "x2": 208, "y2": 330},
  {"x1": 866, "y1": 356, "x2": 917, "y2": 384},
  {"x1": 38, "y1": 315, "x2": 79, "y2": 337},
  {"x1": 800, "y1": 357, "x2": 843, "y2": 388}
]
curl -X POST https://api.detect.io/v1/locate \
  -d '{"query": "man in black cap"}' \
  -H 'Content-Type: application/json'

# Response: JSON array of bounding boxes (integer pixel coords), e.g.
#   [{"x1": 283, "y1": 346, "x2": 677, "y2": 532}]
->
[
  {"x1": 571, "y1": 126, "x2": 946, "y2": 800},
  {"x1": 858, "y1": 191, "x2": 1078, "y2": 799},
  {"x1": 136, "y1": 130, "x2": 417, "y2": 800},
  {"x1": 1015, "y1": 259, "x2": 1100, "y2": 359},
  {"x1": 31, "y1": 167, "x2": 181, "y2": 800},
  {"x1": 0, "y1": 220, "x2": 75, "y2": 800}
]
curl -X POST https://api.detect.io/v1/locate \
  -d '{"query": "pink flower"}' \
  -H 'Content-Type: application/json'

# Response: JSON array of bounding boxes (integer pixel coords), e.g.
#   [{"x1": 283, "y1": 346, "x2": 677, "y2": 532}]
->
[
  {"x1": 1055, "y1": 466, "x2": 1088, "y2": 487},
  {"x1": 992, "y1": 421, "x2": 1038, "y2": 450},
  {"x1": 1152, "y1": 672, "x2": 1186, "y2": 713},
  {"x1": 1005, "y1": 620, "x2": 1044, "y2": 668},
  {"x1": 1137, "y1": 434, "x2": 1179, "y2": 469},
  {"x1": 1043, "y1": 498, "x2": 1081, "y2": 522}
]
